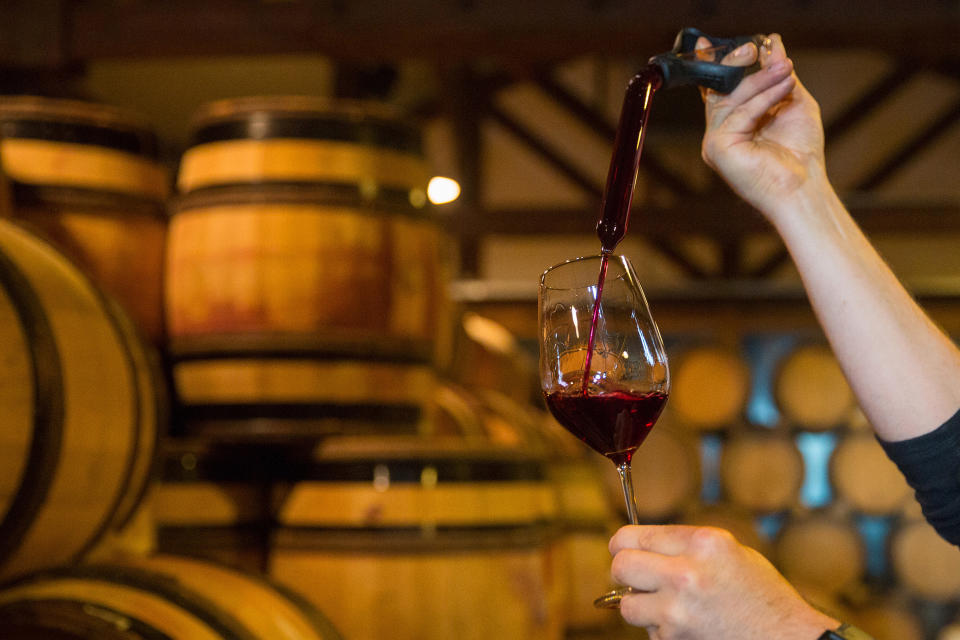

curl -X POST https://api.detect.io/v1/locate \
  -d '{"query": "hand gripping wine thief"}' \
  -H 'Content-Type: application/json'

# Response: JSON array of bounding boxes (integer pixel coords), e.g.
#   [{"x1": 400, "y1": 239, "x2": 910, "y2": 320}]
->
[
  {"x1": 596, "y1": 27, "x2": 768, "y2": 253},
  {"x1": 584, "y1": 27, "x2": 767, "y2": 393}
]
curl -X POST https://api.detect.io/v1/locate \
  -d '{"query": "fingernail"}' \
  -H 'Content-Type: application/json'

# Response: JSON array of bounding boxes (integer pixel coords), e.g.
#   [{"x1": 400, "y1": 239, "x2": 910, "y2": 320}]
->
[{"x1": 732, "y1": 43, "x2": 751, "y2": 57}]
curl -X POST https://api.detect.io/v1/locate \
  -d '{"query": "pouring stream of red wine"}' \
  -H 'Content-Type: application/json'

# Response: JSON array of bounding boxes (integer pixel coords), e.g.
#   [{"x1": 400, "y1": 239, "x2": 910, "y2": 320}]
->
[{"x1": 581, "y1": 65, "x2": 663, "y2": 395}]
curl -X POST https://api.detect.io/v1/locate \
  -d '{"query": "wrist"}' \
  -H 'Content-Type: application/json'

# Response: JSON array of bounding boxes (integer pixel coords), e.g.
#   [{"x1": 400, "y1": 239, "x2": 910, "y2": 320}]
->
[{"x1": 764, "y1": 162, "x2": 842, "y2": 232}]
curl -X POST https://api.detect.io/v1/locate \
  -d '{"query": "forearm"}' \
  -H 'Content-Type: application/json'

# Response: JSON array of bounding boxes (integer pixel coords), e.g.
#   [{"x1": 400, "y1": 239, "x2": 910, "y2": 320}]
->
[{"x1": 767, "y1": 168, "x2": 960, "y2": 441}]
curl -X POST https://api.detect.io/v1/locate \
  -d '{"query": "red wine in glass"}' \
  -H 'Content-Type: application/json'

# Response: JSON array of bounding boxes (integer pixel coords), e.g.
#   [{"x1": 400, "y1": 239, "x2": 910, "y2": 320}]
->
[{"x1": 544, "y1": 389, "x2": 667, "y2": 466}]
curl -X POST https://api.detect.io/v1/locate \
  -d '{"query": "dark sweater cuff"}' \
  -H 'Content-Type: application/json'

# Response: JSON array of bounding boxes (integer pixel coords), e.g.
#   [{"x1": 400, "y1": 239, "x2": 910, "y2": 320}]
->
[{"x1": 878, "y1": 408, "x2": 960, "y2": 546}]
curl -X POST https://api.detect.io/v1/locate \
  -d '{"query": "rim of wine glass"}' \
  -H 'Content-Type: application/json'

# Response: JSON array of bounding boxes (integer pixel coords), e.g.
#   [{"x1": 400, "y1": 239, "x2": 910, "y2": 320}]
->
[{"x1": 539, "y1": 253, "x2": 634, "y2": 291}]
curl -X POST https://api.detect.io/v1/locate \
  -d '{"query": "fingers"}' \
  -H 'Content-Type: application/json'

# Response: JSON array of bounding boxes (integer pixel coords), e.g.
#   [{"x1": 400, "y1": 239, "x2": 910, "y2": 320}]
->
[
  {"x1": 701, "y1": 33, "x2": 790, "y2": 108},
  {"x1": 711, "y1": 62, "x2": 797, "y2": 135},
  {"x1": 609, "y1": 524, "x2": 702, "y2": 556}
]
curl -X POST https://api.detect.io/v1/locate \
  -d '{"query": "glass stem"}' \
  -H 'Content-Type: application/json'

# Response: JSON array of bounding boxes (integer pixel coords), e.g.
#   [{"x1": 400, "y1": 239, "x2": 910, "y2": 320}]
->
[{"x1": 617, "y1": 461, "x2": 640, "y2": 525}]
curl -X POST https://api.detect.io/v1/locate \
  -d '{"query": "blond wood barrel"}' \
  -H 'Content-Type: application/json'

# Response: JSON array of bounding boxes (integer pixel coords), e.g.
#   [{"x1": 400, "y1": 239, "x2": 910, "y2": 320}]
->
[
  {"x1": 168, "y1": 97, "x2": 451, "y2": 435},
  {"x1": 775, "y1": 344, "x2": 855, "y2": 430},
  {"x1": 719, "y1": 432, "x2": 803, "y2": 512},
  {"x1": 830, "y1": 432, "x2": 913, "y2": 514},
  {"x1": 166, "y1": 186, "x2": 447, "y2": 436},
  {"x1": 0, "y1": 219, "x2": 162, "y2": 581},
  {"x1": 0, "y1": 96, "x2": 169, "y2": 342},
  {"x1": 668, "y1": 345, "x2": 750, "y2": 431},
  {"x1": 0, "y1": 554, "x2": 343, "y2": 639},
  {"x1": 891, "y1": 519, "x2": 960, "y2": 601},
  {"x1": 269, "y1": 435, "x2": 564, "y2": 640},
  {"x1": 773, "y1": 515, "x2": 865, "y2": 595}
]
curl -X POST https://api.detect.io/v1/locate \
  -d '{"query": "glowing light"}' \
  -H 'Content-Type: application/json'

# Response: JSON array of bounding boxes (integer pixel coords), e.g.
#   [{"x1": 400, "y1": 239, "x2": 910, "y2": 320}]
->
[{"x1": 427, "y1": 176, "x2": 461, "y2": 205}]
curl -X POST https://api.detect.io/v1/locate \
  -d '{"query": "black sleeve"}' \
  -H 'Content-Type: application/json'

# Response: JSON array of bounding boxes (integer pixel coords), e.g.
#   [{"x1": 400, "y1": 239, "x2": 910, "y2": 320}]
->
[{"x1": 878, "y1": 408, "x2": 960, "y2": 546}]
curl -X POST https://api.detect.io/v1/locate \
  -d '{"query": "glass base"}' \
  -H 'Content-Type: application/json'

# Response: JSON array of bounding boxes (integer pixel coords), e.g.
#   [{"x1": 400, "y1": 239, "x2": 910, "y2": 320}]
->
[{"x1": 593, "y1": 585, "x2": 636, "y2": 609}]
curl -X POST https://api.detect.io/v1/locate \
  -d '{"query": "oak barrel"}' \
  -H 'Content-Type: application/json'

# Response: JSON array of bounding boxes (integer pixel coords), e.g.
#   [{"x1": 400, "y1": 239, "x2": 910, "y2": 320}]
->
[
  {"x1": 668, "y1": 344, "x2": 750, "y2": 431},
  {"x1": 830, "y1": 432, "x2": 912, "y2": 514},
  {"x1": 167, "y1": 98, "x2": 451, "y2": 435},
  {"x1": 0, "y1": 96, "x2": 169, "y2": 341},
  {"x1": 269, "y1": 434, "x2": 564, "y2": 640},
  {"x1": 719, "y1": 432, "x2": 804, "y2": 512},
  {"x1": 775, "y1": 344, "x2": 855, "y2": 430},
  {"x1": 0, "y1": 219, "x2": 162, "y2": 580},
  {"x1": 890, "y1": 518, "x2": 960, "y2": 601},
  {"x1": 0, "y1": 554, "x2": 342, "y2": 639},
  {"x1": 773, "y1": 515, "x2": 865, "y2": 596}
]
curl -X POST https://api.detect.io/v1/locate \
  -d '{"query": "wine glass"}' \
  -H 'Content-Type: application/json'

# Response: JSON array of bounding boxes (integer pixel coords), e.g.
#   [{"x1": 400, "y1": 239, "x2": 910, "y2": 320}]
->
[{"x1": 539, "y1": 253, "x2": 669, "y2": 609}]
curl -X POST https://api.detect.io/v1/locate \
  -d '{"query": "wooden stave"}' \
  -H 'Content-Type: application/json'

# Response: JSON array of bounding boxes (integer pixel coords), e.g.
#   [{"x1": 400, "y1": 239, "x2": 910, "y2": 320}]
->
[
  {"x1": 0, "y1": 220, "x2": 160, "y2": 580},
  {"x1": 446, "y1": 311, "x2": 538, "y2": 405}
]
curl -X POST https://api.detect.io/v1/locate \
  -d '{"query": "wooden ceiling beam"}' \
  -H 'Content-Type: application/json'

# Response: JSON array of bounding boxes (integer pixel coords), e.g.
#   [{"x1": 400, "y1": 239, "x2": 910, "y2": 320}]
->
[
  {"x1": 534, "y1": 70, "x2": 697, "y2": 197},
  {"x1": 486, "y1": 102, "x2": 603, "y2": 199},
  {"x1": 67, "y1": 1, "x2": 959, "y2": 62},
  {"x1": 823, "y1": 61, "x2": 920, "y2": 146},
  {"x1": 855, "y1": 97, "x2": 960, "y2": 191}
]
